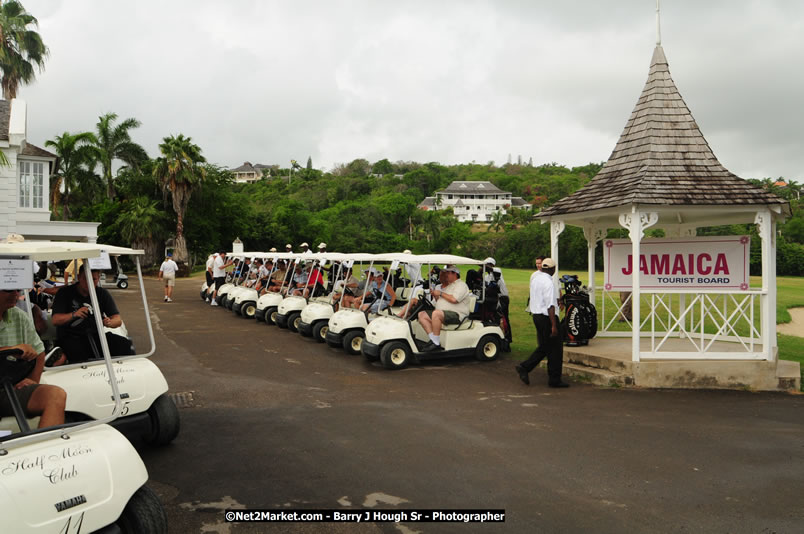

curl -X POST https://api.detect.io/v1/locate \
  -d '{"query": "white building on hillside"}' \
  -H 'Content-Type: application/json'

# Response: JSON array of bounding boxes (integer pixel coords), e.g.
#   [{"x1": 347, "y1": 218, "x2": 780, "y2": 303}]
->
[
  {"x1": 230, "y1": 161, "x2": 275, "y2": 183},
  {"x1": 417, "y1": 181, "x2": 531, "y2": 222},
  {"x1": 0, "y1": 99, "x2": 98, "y2": 242}
]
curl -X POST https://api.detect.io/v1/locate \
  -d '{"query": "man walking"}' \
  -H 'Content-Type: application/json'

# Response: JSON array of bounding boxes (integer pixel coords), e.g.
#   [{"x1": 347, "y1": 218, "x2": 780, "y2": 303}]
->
[
  {"x1": 516, "y1": 258, "x2": 569, "y2": 388},
  {"x1": 159, "y1": 253, "x2": 179, "y2": 302}
]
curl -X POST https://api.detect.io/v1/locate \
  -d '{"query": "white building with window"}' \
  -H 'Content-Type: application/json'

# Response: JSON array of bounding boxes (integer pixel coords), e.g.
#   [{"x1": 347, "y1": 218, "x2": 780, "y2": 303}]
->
[
  {"x1": 417, "y1": 181, "x2": 532, "y2": 222},
  {"x1": 0, "y1": 99, "x2": 99, "y2": 242}
]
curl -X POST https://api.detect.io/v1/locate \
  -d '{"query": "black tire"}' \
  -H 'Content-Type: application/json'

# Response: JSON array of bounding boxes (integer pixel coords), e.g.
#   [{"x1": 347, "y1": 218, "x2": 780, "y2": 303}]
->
[
  {"x1": 266, "y1": 307, "x2": 278, "y2": 325},
  {"x1": 287, "y1": 311, "x2": 302, "y2": 333},
  {"x1": 117, "y1": 485, "x2": 168, "y2": 534},
  {"x1": 312, "y1": 321, "x2": 328, "y2": 343},
  {"x1": 242, "y1": 301, "x2": 257, "y2": 318},
  {"x1": 342, "y1": 330, "x2": 364, "y2": 355},
  {"x1": 143, "y1": 394, "x2": 180, "y2": 446},
  {"x1": 200, "y1": 289, "x2": 207, "y2": 301},
  {"x1": 225, "y1": 295, "x2": 236, "y2": 310},
  {"x1": 475, "y1": 335, "x2": 501, "y2": 361},
  {"x1": 379, "y1": 341, "x2": 411, "y2": 370},
  {"x1": 117, "y1": 280, "x2": 129, "y2": 289},
  {"x1": 326, "y1": 338, "x2": 342, "y2": 349}
]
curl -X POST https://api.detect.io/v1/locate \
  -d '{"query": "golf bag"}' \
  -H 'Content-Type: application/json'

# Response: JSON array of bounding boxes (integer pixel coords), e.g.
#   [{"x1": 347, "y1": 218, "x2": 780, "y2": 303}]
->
[{"x1": 559, "y1": 275, "x2": 597, "y2": 346}]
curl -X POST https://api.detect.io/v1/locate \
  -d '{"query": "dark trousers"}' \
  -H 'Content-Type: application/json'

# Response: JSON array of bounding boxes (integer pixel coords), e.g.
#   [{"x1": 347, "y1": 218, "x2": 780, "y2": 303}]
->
[
  {"x1": 60, "y1": 332, "x2": 135, "y2": 364},
  {"x1": 520, "y1": 314, "x2": 563, "y2": 384}
]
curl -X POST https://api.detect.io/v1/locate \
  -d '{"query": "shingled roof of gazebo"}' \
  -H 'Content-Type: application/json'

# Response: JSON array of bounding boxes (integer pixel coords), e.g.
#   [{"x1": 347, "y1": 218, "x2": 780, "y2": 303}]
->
[{"x1": 538, "y1": 46, "x2": 787, "y2": 218}]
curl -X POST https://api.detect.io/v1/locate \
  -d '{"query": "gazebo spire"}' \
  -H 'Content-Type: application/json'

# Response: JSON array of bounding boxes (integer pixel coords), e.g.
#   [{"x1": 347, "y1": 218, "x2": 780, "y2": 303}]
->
[{"x1": 656, "y1": 0, "x2": 662, "y2": 46}]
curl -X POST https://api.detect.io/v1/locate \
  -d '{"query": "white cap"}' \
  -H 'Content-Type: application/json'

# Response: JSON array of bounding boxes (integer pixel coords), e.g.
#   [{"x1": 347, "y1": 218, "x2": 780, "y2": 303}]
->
[
  {"x1": 269, "y1": 247, "x2": 277, "y2": 252},
  {"x1": 483, "y1": 257, "x2": 496, "y2": 266},
  {"x1": 285, "y1": 243, "x2": 292, "y2": 248},
  {"x1": 317, "y1": 242, "x2": 327, "y2": 249},
  {"x1": 442, "y1": 265, "x2": 460, "y2": 274},
  {"x1": 364, "y1": 267, "x2": 380, "y2": 276},
  {"x1": 300, "y1": 242, "x2": 309, "y2": 247},
  {"x1": 403, "y1": 249, "x2": 412, "y2": 254}
]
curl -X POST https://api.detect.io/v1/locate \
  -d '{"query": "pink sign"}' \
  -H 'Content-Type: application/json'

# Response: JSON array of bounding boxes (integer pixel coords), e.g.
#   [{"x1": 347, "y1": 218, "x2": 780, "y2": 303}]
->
[{"x1": 603, "y1": 236, "x2": 750, "y2": 291}]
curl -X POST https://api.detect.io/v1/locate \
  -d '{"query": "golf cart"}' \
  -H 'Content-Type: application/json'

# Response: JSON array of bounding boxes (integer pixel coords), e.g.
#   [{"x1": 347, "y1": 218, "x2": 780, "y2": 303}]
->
[
  {"x1": 0, "y1": 241, "x2": 167, "y2": 533},
  {"x1": 98, "y1": 254, "x2": 129, "y2": 290},
  {"x1": 275, "y1": 255, "x2": 332, "y2": 332},
  {"x1": 298, "y1": 253, "x2": 375, "y2": 342},
  {"x1": 24, "y1": 243, "x2": 181, "y2": 447},
  {"x1": 323, "y1": 253, "x2": 405, "y2": 354},
  {"x1": 362, "y1": 254, "x2": 506, "y2": 370},
  {"x1": 253, "y1": 253, "x2": 299, "y2": 324}
]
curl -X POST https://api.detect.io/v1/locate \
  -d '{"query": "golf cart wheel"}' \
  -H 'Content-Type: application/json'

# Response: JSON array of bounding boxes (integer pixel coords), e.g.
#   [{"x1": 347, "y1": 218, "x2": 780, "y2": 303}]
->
[
  {"x1": 243, "y1": 302, "x2": 257, "y2": 318},
  {"x1": 200, "y1": 290, "x2": 207, "y2": 301},
  {"x1": 312, "y1": 321, "x2": 328, "y2": 343},
  {"x1": 475, "y1": 335, "x2": 501, "y2": 361},
  {"x1": 343, "y1": 330, "x2": 364, "y2": 355},
  {"x1": 117, "y1": 280, "x2": 129, "y2": 289},
  {"x1": 267, "y1": 307, "x2": 278, "y2": 325},
  {"x1": 144, "y1": 394, "x2": 180, "y2": 446},
  {"x1": 117, "y1": 484, "x2": 168, "y2": 534},
  {"x1": 288, "y1": 312, "x2": 302, "y2": 333},
  {"x1": 380, "y1": 341, "x2": 411, "y2": 370}
]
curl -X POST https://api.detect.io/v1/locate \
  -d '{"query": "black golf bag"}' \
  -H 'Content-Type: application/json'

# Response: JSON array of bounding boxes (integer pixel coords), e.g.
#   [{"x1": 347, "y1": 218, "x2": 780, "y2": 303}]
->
[{"x1": 559, "y1": 275, "x2": 597, "y2": 346}]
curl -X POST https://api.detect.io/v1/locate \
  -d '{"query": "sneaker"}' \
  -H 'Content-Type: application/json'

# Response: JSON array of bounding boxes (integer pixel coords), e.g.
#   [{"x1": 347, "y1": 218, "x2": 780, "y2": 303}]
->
[
  {"x1": 167, "y1": 298, "x2": 173, "y2": 303},
  {"x1": 164, "y1": 296, "x2": 168, "y2": 302},
  {"x1": 210, "y1": 300, "x2": 218, "y2": 306}
]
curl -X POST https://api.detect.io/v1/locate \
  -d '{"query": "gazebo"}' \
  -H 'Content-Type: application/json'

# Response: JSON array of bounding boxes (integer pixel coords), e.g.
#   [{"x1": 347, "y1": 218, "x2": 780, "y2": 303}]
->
[{"x1": 536, "y1": 40, "x2": 797, "y2": 390}]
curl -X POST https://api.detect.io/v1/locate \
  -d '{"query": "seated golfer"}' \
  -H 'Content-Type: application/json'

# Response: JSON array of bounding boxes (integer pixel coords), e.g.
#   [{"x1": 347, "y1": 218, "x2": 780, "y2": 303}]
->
[
  {"x1": 0, "y1": 288, "x2": 67, "y2": 428},
  {"x1": 418, "y1": 265, "x2": 471, "y2": 352},
  {"x1": 359, "y1": 270, "x2": 396, "y2": 314},
  {"x1": 51, "y1": 265, "x2": 135, "y2": 364}
]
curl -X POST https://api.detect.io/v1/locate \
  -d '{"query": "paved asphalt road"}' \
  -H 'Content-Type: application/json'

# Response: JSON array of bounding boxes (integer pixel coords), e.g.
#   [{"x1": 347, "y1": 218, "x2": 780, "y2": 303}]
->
[{"x1": 116, "y1": 276, "x2": 803, "y2": 534}]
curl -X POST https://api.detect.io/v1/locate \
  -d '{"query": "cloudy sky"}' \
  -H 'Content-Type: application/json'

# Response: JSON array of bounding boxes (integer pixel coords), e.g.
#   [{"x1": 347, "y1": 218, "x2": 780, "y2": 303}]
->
[{"x1": 19, "y1": 0, "x2": 804, "y2": 180}]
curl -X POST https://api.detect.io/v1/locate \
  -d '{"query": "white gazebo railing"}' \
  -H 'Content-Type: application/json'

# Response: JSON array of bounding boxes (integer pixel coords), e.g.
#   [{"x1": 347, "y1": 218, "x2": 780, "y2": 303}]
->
[{"x1": 596, "y1": 289, "x2": 766, "y2": 360}]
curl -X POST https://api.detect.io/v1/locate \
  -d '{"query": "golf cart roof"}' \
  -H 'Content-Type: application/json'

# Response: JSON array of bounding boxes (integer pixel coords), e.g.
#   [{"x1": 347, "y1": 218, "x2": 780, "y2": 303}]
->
[
  {"x1": 0, "y1": 241, "x2": 110, "y2": 261},
  {"x1": 408, "y1": 253, "x2": 486, "y2": 265}
]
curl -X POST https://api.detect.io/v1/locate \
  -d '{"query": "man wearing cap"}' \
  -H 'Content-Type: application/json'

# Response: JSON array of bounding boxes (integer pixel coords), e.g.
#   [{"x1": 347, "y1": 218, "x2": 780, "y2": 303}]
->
[
  {"x1": 0, "y1": 289, "x2": 67, "y2": 428},
  {"x1": 204, "y1": 252, "x2": 217, "y2": 302},
  {"x1": 285, "y1": 244, "x2": 293, "y2": 253},
  {"x1": 211, "y1": 250, "x2": 231, "y2": 306},
  {"x1": 299, "y1": 242, "x2": 311, "y2": 255},
  {"x1": 517, "y1": 258, "x2": 569, "y2": 388},
  {"x1": 419, "y1": 265, "x2": 470, "y2": 352}
]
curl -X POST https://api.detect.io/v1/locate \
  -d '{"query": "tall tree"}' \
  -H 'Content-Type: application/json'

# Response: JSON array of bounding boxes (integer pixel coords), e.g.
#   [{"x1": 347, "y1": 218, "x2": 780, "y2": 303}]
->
[
  {"x1": 117, "y1": 196, "x2": 166, "y2": 265},
  {"x1": 153, "y1": 134, "x2": 206, "y2": 267},
  {"x1": 45, "y1": 131, "x2": 96, "y2": 220},
  {"x1": 306, "y1": 156, "x2": 312, "y2": 170},
  {"x1": 0, "y1": 1, "x2": 48, "y2": 100},
  {"x1": 91, "y1": 112, "x2": 148, "y2": 200}
]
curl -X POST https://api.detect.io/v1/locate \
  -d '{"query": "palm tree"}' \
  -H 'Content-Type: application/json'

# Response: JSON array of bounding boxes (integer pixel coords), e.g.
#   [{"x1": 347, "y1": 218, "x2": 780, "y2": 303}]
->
[
  {"x1": 90, "y1": 112, "x2": 148, "y2": 200},
  {"x1": 153, "y1": 134, "x2": 206, "y2": 267},
  {"x1": 0, "y1": 1, "x2": 48, "y2": 100},
  {"x1": 117, "y1": 196, "x2": 166, "y2": 265},
  {"x1": 45, "y1": 131, "x2": 96, "y2": 220},
  {"x1": 488, "y1": 210, "x2": 507, "y2": 233}
]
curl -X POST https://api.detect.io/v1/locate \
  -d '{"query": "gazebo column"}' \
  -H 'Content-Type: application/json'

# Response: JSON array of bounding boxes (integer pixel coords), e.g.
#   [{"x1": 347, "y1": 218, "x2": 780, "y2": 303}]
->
[
  {"x1": 756, "y1": 210, "x2": 776, "y2": 361},
  {"x1": 550, "y1": 220, "x2": 565, "y2": 271},
  {"x1": 582, "y1": 225, "x2": 606, "y2": 304},
  {"x1": 620, "y1": 209, "x2": 658, "y2": 362}
]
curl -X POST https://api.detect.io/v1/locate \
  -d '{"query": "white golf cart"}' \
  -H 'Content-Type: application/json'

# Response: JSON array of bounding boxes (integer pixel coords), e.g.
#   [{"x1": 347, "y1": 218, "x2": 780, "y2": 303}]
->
[
  {"x1": 275, "y1": 254, "x2": 333, "y2": 332},
  {"x1": 323, "y1": 253, "x2": 406, "y2": 354},
  {"x1": 98, "y1": 254, "x2": 129, "y2": 290},
  {"x1": 0, "y1": 241, "x2": 168, "y2": 533},
  {"x1": 213, "y1": 253, "x2": 246, "y2": 307},
  {"x1": 298, "y1": 253, "x2": 375, "y2": 342},
  {"x1": 362, "y1": 254, "x2": 506, "y2": 370},
  {"x1": 29, "y1": 243, "x2": 180, "y2": 447},
  {"x1": 252, "y1": 252, "x2": 298, "y2": 324},
  {"x1": 232, "y1": 252, "x2": 276, "y2": 318}
]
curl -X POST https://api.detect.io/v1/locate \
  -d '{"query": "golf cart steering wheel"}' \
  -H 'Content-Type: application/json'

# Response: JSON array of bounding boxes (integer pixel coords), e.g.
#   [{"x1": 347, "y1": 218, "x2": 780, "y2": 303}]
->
[{"x1": 0, "y1": 348, "x2": 36, "y2": 385}]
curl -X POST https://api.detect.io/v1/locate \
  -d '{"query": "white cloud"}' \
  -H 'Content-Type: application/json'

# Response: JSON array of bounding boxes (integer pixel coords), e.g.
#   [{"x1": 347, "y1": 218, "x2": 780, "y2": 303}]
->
[{"x1": 18, "y1": 0, "x2": 804, "y2": 181}]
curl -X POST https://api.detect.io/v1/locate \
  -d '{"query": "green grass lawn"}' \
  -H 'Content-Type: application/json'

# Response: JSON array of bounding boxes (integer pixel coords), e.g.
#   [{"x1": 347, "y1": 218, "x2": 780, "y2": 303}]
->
[{"x1": 497, "y1": 268, "x2": 803, "y2": 381}]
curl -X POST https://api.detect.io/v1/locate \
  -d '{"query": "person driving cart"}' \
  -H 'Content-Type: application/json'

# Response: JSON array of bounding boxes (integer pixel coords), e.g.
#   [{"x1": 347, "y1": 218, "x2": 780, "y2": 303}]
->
[
  {"x1": 358, "y1": 269, "x2": 396, "y2": 314},
  {"x1": 51, "y1": 265, "x2": 135, "y2": 364},
  {"x1": 0, "y1": 288, "x2": 66, "y2": 428},
  {"x1": 418, "y1": 265, "x2": 471, "y2": 352}
]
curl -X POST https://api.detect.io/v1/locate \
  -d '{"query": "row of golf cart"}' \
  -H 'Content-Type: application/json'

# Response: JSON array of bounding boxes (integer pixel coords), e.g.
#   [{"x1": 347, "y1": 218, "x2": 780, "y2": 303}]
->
[
  {"x1": 202, "y1": 252, "x2": 510, "y2": 370},
  {"x1": 0, "y1": 241, "x2": 175, "y2": 533}
]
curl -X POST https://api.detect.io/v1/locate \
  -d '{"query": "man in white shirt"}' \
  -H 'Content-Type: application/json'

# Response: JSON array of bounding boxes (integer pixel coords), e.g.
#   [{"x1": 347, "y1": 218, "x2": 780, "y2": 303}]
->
[
  {"x1": 419, "y1": 265, "x2": 471, "y2": 352},
  {"x1": 516, "y1": 258, "x2": 568, "y2": 388},
  {"x1": 158, "y1": 254, "x2": 179, "y2": 302},
  {"x1": 204, "y1": 253, "x2": 217, "y2": 302},
  {"x1": 211, "y1": 250, "x2": 230, "y2": 306}
]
